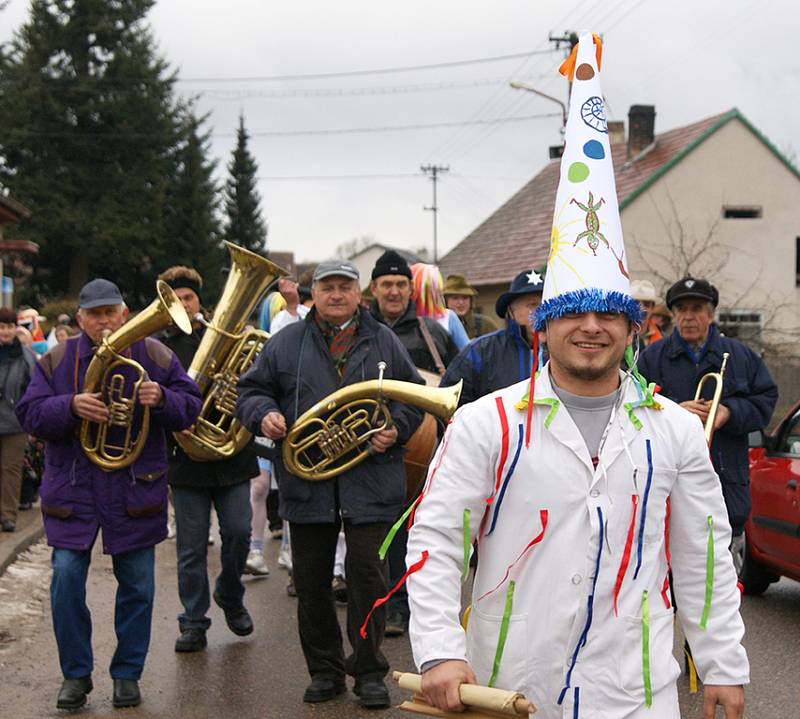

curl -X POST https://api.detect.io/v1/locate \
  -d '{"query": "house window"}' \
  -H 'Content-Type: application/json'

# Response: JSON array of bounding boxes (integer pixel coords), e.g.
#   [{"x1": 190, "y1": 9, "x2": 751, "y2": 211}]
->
[
  {"x1": 722, "y1": 206, "x2": 762, "y2": 219},
  {"x1": 717, "y1": 309, "x2": 763, "y2": 345},
  {"x1": 796, "y1": 237, "x2": 800, "y2": 287}
]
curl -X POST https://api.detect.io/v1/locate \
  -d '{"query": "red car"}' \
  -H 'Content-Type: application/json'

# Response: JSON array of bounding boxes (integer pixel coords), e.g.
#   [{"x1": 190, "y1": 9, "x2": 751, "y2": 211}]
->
[{"x1": 740, "y1": 401, "x2": 800, "y2": 594}]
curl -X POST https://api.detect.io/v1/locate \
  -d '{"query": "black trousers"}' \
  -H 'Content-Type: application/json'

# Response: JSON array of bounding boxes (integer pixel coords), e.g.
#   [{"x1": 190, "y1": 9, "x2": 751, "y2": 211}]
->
[{"x1": 290, "y1": 519, "x2": 391, "y2": 682}]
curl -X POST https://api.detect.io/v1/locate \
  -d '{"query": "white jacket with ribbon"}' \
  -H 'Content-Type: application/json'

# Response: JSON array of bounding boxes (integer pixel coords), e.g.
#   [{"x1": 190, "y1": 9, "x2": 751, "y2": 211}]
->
[{"x1": 406, "y1": 365, "x2": 748, "y2": 719}]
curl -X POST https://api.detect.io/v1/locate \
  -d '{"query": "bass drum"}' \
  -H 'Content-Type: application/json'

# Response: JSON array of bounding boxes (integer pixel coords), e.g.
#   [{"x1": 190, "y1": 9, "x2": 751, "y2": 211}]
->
[{"x1": 403, "y1": 368, "x2": 445, "y2": 504}]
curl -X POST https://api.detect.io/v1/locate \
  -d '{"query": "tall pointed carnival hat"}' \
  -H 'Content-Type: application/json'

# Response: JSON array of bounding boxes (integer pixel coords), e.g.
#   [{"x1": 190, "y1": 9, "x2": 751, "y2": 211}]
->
[{"x1": 534, "y1": 33, "x2": 642, "y2": 331}]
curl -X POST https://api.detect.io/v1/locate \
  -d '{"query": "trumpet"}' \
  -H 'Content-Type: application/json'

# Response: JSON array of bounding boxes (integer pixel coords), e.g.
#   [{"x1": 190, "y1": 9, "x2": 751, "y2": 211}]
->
[
  {"x1": 283, "y1": 363, "x2": 462, "y2": 481},
  {"x1": 80, "y1": 281, "x2": 192, "y2": 471},
  {"x1": 694, "y1": 352, "x2": 729, "y2": 445}
]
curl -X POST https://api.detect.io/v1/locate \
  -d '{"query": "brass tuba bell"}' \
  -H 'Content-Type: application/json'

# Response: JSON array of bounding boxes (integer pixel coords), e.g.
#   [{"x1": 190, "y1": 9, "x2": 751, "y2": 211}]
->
[
  {"x1": 173, "y1": 241, "x2": 289, "y2": 461},
  {"x1": 80, "y1": 280, "x2": 193, "y2": 471},
  {"x1": 283, "y1": 363, "x2": 462, "y2": 481},
  {"x1": 694, "y1": 352, "x2": 729, "y2": 445}
]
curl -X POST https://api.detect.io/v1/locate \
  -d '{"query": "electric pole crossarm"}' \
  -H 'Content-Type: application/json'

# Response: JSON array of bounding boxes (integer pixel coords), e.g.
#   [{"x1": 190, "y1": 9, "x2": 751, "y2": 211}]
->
[{"x1": 420, "y1": 164, "x2": 449, "y2": 263}]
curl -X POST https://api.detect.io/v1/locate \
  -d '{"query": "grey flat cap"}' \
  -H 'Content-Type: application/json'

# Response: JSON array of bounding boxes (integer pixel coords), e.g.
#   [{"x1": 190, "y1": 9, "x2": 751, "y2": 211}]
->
[
  {"x1": 79, "y1": 278, "x2": 124, "y2": 309},
  {"x1": 313, "y1": 260, "x2": 360, "y2": 282}
]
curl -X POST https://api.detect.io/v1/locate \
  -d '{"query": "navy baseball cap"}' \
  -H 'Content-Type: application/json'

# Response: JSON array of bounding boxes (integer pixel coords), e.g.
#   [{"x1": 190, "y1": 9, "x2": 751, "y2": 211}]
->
[{"x1": 79, "y1": 279, "x2": 124, "y2": 309}]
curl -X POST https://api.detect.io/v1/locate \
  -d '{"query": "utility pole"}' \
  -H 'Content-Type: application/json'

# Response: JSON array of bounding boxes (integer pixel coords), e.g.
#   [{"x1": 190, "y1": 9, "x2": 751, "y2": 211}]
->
[
  {"x1": 421, "y1": 164, "x2": 449, "y2": 263},
  {"x1": 547, "y1": 31, "x2": 579, "y2": 111}
]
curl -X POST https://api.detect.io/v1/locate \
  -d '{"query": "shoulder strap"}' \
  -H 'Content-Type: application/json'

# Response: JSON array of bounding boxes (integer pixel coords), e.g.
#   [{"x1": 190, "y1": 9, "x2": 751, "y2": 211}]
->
[{"x1": 417, "y1": 317, "x2": 446, "y2": 376}]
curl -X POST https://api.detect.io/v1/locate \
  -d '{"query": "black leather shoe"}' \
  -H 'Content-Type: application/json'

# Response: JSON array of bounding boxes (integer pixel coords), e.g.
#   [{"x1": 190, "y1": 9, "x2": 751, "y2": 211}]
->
[
  {"x1": 112, "y1": 679, "x2": 141, "y2": 708},
  {"x1": 353, "y1": 678, "x2": 391, "y2": 709},
  {"x1": 56, "y1": 676, "x2": 93, "y2": 710},
  {"x1": 174, "y1": 627, "x2": 207, "y2": 653},
  {"x1": 384, "y1": 610, "x2": 407, "y2": 637},
  {"x1": 213, "y1": 591, "x2": 254, "y2": 636},
  {"x1": 302, "y1": 676, "x2": 346, "y2": 703}
]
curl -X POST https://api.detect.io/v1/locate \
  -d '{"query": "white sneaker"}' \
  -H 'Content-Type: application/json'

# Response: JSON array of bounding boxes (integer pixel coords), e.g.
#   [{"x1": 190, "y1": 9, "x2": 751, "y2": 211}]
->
[
  {"x1": 277, "y1": 546, "x2": 292, "y2": 570},
  {"x1": 245, "y1": 550, "x2": 270, "y2": 576}
]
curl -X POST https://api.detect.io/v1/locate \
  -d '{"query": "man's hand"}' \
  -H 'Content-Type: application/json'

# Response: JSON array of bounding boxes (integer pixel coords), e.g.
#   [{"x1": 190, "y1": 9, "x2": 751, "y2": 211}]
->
[
  {"x1": 421, "y1": 660, "x2": 477, "y2": 713},
  {"x1": 714, "y1": 403, "x2": 731, "y2": 429},
  {"x1": 261, "y1": 411, "x2": 287, "y2": 440},
  {"x1": 680, "y1": 399, "x2": 710, "y2": 422},
  {"x1": 138, "y1": 381, "x2": 163, "y2": 407},
  {"x1": 278, "y1": 278, "x2": 300, "y2": 314},
  {"x1": 370, "y1": 425, "x2": 398, "y2": 453},
  {"x1": 703, "y1": 684, "x2": 744, "y2": 719},
  {"x1": 71, "y1": 392, "x2": 109, "y2": 423}
]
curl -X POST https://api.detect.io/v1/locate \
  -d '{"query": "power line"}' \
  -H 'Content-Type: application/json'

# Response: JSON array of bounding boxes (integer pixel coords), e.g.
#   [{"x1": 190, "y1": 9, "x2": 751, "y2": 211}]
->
[
  {"x1": 176, "y1": 49, "x2": 558, "y2": 84},
  {"x1": 196, "y1": 73, "x2": 552, "y2": 99},
  {"x1": 255, "y1": 172, "x2": 527, "y2": 182},
  {"x1": 3, "y1": 112, "x2": 562, "y2": 140}
]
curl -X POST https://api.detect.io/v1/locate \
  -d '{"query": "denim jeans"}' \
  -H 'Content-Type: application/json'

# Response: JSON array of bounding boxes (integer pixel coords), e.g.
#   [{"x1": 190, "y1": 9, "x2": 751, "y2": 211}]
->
[
  {"x1": 291, "y1": 519, "x2": 390, "y2": 681},
  {"x1": 172, "y1": 481, "x2": 252, "y2": 629},
  {"x1": 51, "y1": 545, "x2": 155, "y2": 680}
]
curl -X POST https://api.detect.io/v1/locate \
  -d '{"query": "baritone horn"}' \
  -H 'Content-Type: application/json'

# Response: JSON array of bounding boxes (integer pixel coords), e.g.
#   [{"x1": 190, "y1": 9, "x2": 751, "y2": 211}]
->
[
  {"x1": 283, "y1": 362, "x2": 462, "y2": 481},
  {"x1": 80, "y1": 280, "x2": 193, "y2": 471},
  {"x1": 173, "y1": 241, "x2": 289, "y2": 462},
  {"x1": 694, "y1": 351, "x2": 729, "y2": 445}
]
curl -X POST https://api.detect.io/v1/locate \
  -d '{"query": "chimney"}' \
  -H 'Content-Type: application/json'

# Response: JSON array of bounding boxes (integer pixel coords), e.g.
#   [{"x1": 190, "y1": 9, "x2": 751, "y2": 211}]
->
[
  {"x1": 607, "y1": 121, "x2": 625, "y2": 147},
  {"x1": 627, "y1": 105, "x2": 655, "y2": 159}
]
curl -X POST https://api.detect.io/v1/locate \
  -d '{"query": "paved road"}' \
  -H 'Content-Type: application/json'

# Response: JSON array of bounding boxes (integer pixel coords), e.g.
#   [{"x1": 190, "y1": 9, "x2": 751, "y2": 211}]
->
[{"x1": 1, "y1": 531, "x2": 798, "y2": 718}]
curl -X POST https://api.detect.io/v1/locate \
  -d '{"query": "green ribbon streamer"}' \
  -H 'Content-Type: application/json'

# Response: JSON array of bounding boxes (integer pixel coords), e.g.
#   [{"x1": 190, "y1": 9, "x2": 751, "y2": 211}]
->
[
  {"x1": 622, "y1": 346, "x2": 663, "y2": 429},
  {"x1": 700, "y1": 515, "x2": 714, "y2": 630},
  {"x1": 514, "y1": 396, "x2": 560, "y2": 428},
  {"x1": 488, "y1": 580, "x2": 516, "y2": 688},
  {"x1": 642, "y1": 590, "x2": 652, "y2": 708},
  {"x1": 623, "y1": 402, "x2": 644, "y2": 431},
  {"x1": 378, "y1": 500, "x2": 417, "y2": 560},
  {"x1": 461, "y1": 508, "x2": 471, "y2": 583}
]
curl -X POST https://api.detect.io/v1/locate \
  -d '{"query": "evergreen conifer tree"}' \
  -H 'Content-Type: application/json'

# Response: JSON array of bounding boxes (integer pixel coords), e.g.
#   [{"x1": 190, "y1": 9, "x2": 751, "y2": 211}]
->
[
  {"x1": 0, "y1": 0, "x2": 181, "y2": 304},
  {"x1": 222, "y1": 114, "x2": 267, "y2": 254}
]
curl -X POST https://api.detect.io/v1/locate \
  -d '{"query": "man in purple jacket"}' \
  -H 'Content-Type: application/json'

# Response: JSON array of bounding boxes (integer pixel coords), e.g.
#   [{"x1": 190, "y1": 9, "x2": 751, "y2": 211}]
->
[{"x1": 16, "y1": 279, "x2": 201, "y2": 711}]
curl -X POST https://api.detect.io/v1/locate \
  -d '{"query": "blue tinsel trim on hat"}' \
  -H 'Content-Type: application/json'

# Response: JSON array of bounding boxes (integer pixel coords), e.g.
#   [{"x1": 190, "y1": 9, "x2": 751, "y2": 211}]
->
[{"x1": 533, "y1": 288, "x2": 644, "y2": 331}]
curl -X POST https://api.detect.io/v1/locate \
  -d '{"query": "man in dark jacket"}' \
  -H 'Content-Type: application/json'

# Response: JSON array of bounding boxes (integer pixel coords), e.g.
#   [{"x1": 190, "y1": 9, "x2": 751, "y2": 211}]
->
[
  {"x1": 16, "y1": 279, "x2": 201, "y2": 710},
  {"x1": 0, "y1": 307, "x2": 36, "y2": 531},
  {"x1": 157, "y1": 265, "x2": 260, "y2": 654},
  {"x1": 367, "y1": 250, "x2": 457, "y2": 637},
  {"x1": 441, "y1": 269, "x2": 545, "y2": 407},
  {"x1": 236, "y1": 260, "x2": 423, "y2": 709},
  {"x1": 369, "y1": 250, "x2": 457, "y2": 375},
  {"x1": 638, "y1": 277, "x2": 778, "y2": 544}
]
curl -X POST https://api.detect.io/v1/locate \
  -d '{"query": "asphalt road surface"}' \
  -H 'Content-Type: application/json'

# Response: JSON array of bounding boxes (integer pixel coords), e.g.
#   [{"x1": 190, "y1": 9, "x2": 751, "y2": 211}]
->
[{"x1": 0, "y1": 530, "x2": 798, "y2": 718}]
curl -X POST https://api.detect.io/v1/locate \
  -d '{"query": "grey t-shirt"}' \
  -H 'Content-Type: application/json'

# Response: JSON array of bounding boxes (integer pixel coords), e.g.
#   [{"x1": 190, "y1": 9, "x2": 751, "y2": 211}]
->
[{"x1": 551, "y1": 382, "x2": 619, "y2": 462}]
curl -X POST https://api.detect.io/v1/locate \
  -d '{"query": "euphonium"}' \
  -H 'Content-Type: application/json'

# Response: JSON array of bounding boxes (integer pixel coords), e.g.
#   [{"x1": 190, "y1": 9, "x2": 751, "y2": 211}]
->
[
  {"x1": 283, "y1": 362, "x2": 463, "y2": 481},
  {"x1": 80, "y1": 280, "x2": 193, "y2": 470},
  {"x1": 694, "y1": 351, "x2": 729, "y2": 445},
  {"x1": 173, "y1": 241, "x2": 289, "y2": 461}
]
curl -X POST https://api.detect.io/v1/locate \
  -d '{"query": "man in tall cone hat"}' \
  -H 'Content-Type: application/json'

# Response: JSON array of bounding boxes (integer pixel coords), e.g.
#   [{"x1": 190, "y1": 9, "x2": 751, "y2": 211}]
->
[{"x1": 405, "y1": 33, "x2": 747, "y2": 718}]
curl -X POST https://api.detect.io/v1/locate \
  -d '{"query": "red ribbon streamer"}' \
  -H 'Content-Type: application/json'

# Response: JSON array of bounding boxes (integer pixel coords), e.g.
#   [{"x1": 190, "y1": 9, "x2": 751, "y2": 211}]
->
[
  {"x1": 613, "y1": 495, "x2": 638, "y2": 616},
  {"x1": 359, "y1": 551, "x2": 429, "y2": 639},
  {"x1": 661, "y1": 497, "x2": 672, "y2": 609},
  {"x1": 525, "y1": 332, "x2": 539, "y2": 449},
  {"x1": 477, "y1": 510, "x2": 548, "y2": 603},
  {"x1": 495, "y1": 397, "x2": 510, "y2": 492}
]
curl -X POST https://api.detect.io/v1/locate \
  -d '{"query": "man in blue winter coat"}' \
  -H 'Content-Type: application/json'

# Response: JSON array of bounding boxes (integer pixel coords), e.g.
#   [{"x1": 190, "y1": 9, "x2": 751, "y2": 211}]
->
[
  {"x1": 440, "y1": 268, "x2": 544, "y2": 407},
  {"x1": 637, "y1": 277, "x2": 778, "y2": 554},
  {"x1": 16, "y1": 278, "x2": 201, "y2": 711},
  {"x1": 236, "y1": 260, "x2": 423, "y2": 709}
]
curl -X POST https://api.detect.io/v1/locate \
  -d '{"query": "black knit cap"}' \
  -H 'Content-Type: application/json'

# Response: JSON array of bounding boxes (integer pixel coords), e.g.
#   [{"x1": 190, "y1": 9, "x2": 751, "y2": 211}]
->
[{"x1": 371, "y1": 249, "x2": 412, "y2": 280}]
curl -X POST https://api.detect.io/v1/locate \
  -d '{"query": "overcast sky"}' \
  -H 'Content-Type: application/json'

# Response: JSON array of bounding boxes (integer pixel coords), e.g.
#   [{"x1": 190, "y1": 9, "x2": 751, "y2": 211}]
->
[{"x1": 2, "y1": 0, "x2": 796, "y2": 266}]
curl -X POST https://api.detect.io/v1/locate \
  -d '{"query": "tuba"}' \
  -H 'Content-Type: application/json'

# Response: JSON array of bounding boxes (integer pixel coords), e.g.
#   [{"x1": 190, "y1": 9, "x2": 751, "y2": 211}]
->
[
  {"x1": 694, "y1": 351, "x2": 729, "y2": 445},
  {"x1": 80, "y1": 280, "x2": 193, "y2": 471},
  {"x1": 283, "y1": 362, "x2": 462, "y2": 481},
  {"x1": 173, "y1": 241, "x2": 289, "y2": 461}
]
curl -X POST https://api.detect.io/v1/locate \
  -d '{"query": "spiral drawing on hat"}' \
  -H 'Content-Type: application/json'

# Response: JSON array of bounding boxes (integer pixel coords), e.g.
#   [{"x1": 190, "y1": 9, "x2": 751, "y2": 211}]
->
[{"x1": 581, "y1": 96, "x2": 607, "y2": 133}]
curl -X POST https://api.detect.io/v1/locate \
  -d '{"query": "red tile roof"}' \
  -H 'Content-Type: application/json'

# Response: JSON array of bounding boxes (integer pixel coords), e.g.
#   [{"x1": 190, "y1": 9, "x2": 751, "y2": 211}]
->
[{"x1": 440, "y1": 110, "x2": 736, "y2": 286}]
